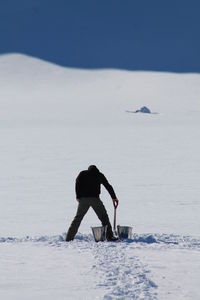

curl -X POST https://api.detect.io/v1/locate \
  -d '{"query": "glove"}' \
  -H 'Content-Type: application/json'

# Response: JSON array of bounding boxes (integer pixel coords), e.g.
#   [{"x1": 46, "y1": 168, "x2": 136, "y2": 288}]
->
[{"x1": 112, "y1": 198, "x2": 119, "y2": 208}]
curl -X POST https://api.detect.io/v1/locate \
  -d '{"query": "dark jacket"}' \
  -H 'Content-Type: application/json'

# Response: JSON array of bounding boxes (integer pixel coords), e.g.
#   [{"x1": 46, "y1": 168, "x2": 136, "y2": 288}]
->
[{"x1": 75, "y1": 167, "x2": 117, "y2": 199}]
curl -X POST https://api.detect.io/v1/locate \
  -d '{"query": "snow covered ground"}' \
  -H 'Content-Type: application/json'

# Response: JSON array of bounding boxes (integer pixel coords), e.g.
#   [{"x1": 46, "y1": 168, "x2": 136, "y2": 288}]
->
[{"x1": 0, "y1": 54, "x2": 200, "y2": 299}]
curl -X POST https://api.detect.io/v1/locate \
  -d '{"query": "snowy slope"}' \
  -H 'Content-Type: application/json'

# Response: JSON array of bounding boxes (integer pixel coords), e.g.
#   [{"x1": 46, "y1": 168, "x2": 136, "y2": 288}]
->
[{"x1": 0, "y1": 54, "x2": 200, "y2": 299}]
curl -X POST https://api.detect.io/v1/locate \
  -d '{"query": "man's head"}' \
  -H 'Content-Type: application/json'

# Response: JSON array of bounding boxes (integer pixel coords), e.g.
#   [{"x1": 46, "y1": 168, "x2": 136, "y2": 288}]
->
[{"x1": 88, "y1": 165, "x2": 100, "y2": 173}]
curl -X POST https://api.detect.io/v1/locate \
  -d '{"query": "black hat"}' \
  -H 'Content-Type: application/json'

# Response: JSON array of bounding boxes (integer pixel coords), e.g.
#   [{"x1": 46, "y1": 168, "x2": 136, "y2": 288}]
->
[{"x1": 88, "y1": 165, "x2": 99, "y2": 173}]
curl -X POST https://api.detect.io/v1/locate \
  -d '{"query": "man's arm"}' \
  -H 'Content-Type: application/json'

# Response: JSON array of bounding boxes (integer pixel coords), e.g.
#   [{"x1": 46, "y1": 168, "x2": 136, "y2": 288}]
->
[
  {"x1": 75, "y1": 172, "x2": 83, "y2": 200},
  {"x1": 101, "y1": 173, "x2": 119, "y2": 208}
]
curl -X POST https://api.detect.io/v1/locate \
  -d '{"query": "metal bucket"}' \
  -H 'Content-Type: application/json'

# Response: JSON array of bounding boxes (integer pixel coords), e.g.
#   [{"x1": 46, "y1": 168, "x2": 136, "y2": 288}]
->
[
  {"x1": 117, "y1": 225, "x2": 132, "y2": 240},
  {"x1": 91, "y1": 225, "x2": 107, "y2": 242}
]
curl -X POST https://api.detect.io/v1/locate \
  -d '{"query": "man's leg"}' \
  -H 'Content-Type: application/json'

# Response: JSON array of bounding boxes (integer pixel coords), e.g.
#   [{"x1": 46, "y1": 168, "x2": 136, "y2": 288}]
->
[
  {"x1": 66, "y1": 199, "x2": 90, "y2": 241},
  {"x1": 91, "y1": 198, "x2": 114, "y2": 239}
]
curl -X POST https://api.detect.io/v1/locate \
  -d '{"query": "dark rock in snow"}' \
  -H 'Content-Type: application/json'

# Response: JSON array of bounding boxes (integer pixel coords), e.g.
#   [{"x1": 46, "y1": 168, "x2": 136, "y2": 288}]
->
[{"x1": 135, "y1": 106, "x2": 151, "y2": 114}]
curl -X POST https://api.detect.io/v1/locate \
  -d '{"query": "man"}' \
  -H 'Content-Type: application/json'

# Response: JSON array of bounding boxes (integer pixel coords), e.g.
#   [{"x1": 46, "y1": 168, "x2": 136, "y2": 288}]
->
[{"x1": 66, "y1": 165, "x2": 119, "y2": 241}]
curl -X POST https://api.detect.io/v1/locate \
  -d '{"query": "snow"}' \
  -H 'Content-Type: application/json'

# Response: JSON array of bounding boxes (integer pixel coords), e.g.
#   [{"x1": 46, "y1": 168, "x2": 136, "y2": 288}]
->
[{"x1": 0, "y1": 53, "x2": 200, "y2": 299}]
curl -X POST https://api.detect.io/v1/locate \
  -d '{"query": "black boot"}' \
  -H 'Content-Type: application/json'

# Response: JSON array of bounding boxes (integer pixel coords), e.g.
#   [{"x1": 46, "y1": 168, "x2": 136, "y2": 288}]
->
[{"x1": 107, "y1": 236, "x2": 119, "y2": 241}]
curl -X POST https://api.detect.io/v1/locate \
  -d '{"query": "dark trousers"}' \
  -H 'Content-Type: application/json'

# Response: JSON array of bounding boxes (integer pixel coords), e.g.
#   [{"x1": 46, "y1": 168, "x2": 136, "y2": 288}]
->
[{"x1": 66, "y1": 197, "x2": 113, "y2": 241}]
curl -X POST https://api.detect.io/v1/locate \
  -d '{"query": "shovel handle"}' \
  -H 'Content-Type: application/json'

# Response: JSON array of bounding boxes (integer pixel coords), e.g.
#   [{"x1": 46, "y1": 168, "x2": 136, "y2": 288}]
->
[{"x1": 113, "y1": 207, "x2": 117, "y2": 236}]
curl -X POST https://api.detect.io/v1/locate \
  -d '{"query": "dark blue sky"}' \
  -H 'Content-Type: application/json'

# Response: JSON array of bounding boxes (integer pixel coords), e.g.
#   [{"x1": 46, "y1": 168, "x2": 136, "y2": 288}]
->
[{"x1": 0, "y1": 0, "x2": 200, "y2": 72}]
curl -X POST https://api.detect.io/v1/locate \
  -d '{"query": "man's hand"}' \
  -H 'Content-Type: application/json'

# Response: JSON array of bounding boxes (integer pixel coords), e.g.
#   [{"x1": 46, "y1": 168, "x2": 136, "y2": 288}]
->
[{"x1": 112, "y1": 198, "x2": 119, "y2": 208}]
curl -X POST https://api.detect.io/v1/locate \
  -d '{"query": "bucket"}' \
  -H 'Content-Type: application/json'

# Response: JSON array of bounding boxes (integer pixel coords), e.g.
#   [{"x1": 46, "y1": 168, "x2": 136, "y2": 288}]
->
[
  {"x1": 91, "y1": 225, "x2": 107, "y2": 242},
  {"x1": 117, "y1": 225, "x2": 132, "y2": 240}
]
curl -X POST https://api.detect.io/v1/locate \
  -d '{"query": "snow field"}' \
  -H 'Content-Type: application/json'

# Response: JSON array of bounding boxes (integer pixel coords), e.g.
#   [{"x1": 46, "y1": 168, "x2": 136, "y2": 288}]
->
[{"x1": 0, "y1": 54, "x2": 200, "y2": 299}]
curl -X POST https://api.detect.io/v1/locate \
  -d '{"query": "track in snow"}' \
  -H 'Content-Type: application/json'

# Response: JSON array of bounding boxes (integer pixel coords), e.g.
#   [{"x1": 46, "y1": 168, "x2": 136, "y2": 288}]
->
[{"x1": 1, "y1": 233, "x2": 199, "y2": 300}]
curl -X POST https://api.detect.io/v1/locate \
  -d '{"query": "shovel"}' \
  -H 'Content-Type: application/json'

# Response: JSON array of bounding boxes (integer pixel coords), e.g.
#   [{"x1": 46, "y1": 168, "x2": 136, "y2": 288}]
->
[
  {"x1": 113, "y1": 207, "x2": 118, "y2": 237},
  {"x1": 113, "y1": 206, "x2": 133, "y2": 240}
]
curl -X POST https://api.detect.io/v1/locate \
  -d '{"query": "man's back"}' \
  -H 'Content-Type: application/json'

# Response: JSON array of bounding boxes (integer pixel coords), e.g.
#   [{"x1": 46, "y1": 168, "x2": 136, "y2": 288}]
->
[
  {"x1": 75, "y1": 165, "x2": 116, "y2": 199},
  {"x1": 76, "y1": 168, "x2": 103, "y2": 198}
]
